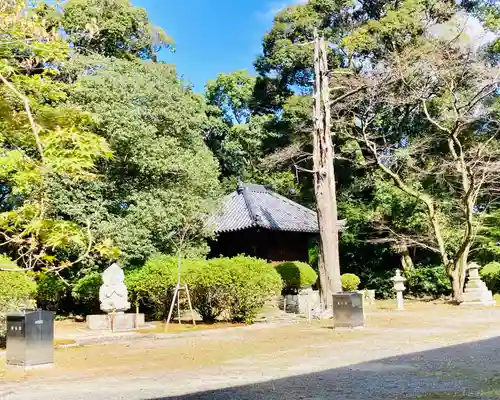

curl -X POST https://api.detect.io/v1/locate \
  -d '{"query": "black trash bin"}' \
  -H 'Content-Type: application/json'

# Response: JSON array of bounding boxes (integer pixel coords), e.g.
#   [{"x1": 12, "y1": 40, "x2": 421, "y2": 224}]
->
[
  {"x1": 332, "y1": 292, "x2": 364, "y2": 328},
  {"x1": 6, "y1": 310, "x2": 54, "y2": 367}
]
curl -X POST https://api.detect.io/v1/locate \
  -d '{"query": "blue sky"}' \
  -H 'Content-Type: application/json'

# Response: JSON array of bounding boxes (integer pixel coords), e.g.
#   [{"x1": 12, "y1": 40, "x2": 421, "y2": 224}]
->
[{"x1": 132, "y1": 0, "x2": 304, "y2": 92}]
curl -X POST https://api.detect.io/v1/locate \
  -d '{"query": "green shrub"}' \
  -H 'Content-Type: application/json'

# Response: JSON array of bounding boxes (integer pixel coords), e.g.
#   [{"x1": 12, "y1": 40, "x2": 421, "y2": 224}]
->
[
  {"x1": 36, "y1": 273, "x2": 68, "y2": 311},
  {"x1": 358, "y1": 270, "x2": 395, "y2": 299},
  {"x1": 126, "y1": 254, "x2": 199, "y2": 320},
  {"x1": 0, "y1": 255, "x2": 37, "y2": 341},
  {"x1": 187, "y1": 259, "x2": 233, "y2": 322},
  {"x1": 128, "y1": 254, "x2": 282, "y2": 324},
  {"x1": 406, "y1": 265, "x2": 451, "y2": 298},
  {"x1": 481, "y1": 262, "x2": 500, "y2": 294},
  {"x1": 276, "y1": 261, "x2": 317, "y2": 294},
  {"x1": 341, "y1": 273, "x2": 361, "y2": 291},
  {"x1": 72, "y1": 272, "x2": 103, "y2": 314},
  {"x1": 208, "y1": 255, "x2": 282, "y2": 323}
]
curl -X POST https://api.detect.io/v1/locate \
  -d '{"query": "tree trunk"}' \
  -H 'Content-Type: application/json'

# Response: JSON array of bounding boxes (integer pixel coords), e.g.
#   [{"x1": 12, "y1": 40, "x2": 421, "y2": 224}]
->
[
  {"x1": 312, "y1": 29, "x2": 342, "y2": 310},
  {"x1": 450, "y1": 267, "x2": 464, "y2": 303},
  {"x1": 449, "y1": 247, "x2": 470, "y2": 303},
  {"x1": 317, "y1": 243, "x2": 330, "y2": 309},
  {"x1": 320, "y1": 35, "x2": 341, "y2": 294},
  {"x1": 401, "y1": 252, "x2": 414, "y2": 272},
  {"x1": 394, "y1": 243, "x2": 414, "y2": 272}
]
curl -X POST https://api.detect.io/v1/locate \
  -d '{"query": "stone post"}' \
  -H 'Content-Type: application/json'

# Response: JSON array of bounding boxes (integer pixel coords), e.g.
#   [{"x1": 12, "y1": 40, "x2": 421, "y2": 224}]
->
[{"x1": 391, "y1": 269, "x2": 406, "y2": 311}]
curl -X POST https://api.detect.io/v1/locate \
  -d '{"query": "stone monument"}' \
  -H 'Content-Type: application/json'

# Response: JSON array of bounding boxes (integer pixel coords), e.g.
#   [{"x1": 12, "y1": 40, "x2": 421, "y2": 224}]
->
[
  {"x1": 391, "y1": 269, "x2": 406, "y2": 311},
  {"x1": 86, "y1": 263, "x2": 145, "y2": 330},
  {"x1": 460, "y1": 262, "x2": 496, "y2": 306},
  {"x1": 99, "y1": 263, "x2": 131, "y2": 313}
]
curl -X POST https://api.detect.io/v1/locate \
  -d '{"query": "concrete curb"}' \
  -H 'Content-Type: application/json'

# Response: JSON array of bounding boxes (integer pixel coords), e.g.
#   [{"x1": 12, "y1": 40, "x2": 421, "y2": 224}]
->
[{"x1": 55, "y1": 319, "x2": 301, "y2": 348}]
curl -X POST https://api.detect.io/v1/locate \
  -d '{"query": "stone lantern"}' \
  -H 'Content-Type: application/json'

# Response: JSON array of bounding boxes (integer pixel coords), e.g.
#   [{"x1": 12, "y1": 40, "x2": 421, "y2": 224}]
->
[{"x1": 391, "y1": 269, "x2": 406, "y2": 311}]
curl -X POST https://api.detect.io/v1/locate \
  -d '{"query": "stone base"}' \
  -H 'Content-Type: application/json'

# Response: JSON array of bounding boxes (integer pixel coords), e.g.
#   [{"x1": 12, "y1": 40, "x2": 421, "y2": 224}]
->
[
  {"x1": 460, "y1": 299, "x2": 496, "y2": 306},
  {"x1": 459, "y1": 264, "x2": 496, "y2": 306},
  {"x1": 357, "y1": 289, "x2": 376, "y2": 305},
  {"x1": 86, "y1": 313, "x2": 145, "y2": 330},
  {"x1": 332, "y1": 292, "x2": 364, "y2": 328},
  {"x1": 281, "y1": 289, "x2": 321, "y2": 315},
  {"x1": 460, "y1": 288, "x2": 496, "y2": 306}
]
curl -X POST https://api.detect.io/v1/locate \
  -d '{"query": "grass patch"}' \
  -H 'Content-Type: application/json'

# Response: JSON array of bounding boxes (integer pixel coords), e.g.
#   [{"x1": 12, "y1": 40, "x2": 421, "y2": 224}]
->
[
  {"x1": 54, "y1": 339, "x2": 76, "y2": 346},
  {"x1": 136, "y1": 321, "x2": 245, "y2": 334}
]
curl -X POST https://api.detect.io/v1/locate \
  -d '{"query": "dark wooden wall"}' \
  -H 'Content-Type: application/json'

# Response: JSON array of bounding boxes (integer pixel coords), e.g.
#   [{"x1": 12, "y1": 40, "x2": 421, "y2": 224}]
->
[{"x1": 209, "y1": 228, "x2": 313, "y2": 262}]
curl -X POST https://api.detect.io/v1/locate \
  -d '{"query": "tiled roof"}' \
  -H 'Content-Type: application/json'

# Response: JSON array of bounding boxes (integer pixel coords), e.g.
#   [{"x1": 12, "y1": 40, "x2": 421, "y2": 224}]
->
[{"x1": 211, "y1": 183, "x2": 345, "y2": 234}]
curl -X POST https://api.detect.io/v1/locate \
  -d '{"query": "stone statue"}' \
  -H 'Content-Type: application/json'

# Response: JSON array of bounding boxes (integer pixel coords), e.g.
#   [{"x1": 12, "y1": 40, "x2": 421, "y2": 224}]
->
[{"x1": 99, "y1": 263, "x2": 131, "y2": 313}]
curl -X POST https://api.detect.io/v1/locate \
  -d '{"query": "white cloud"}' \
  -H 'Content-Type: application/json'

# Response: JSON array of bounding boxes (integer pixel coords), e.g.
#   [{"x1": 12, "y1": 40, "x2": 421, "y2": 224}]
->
[{"x1": 256, "y1": 0, "x2": 308, "y2": 21}]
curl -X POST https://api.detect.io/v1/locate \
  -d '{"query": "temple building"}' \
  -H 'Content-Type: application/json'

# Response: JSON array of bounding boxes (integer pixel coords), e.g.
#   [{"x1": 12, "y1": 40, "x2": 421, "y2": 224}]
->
[{"x1": 209, "y1": 183, "x2": 345, "y2": 262}]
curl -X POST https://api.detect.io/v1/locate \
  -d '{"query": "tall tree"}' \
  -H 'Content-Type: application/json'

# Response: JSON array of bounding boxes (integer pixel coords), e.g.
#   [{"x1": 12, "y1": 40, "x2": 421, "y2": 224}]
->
[
  {"x1": 335, "y1": 2, "x2": 500, "y2": 301},
  {"x1": 204, "y1": 70, "x2": 299, "y2": 196},
  {"x1": 50, "y1": 56, "x2": 222, "y2": 267},
  {"x1": 55, "y1": 0, "x2": 173, "y2": 60},
  {"x1": 0, "y1": 0, "x2": 112, "y2": 271}
]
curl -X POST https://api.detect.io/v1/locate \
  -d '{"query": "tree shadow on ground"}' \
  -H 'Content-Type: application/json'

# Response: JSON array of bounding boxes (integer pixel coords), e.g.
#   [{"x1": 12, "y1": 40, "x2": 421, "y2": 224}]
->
[{"x1": 149, "y1": 336, "x2": 500, "y2": 400}]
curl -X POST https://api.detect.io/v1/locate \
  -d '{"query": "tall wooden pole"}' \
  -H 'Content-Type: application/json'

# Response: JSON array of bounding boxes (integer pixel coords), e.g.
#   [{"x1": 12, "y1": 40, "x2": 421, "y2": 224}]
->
[
  {"x1": 320, "y1": 35, "x2": 341, "y2": 295},
  {"x1": 312, "y1": 29, "x2": 342, "y2": 310}
]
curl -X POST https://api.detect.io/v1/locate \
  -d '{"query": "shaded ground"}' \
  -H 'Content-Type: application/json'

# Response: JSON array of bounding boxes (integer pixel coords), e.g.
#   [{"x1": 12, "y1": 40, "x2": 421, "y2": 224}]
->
[{"x1": 1, "y1": 301, "x2": 500, "y2": 399}]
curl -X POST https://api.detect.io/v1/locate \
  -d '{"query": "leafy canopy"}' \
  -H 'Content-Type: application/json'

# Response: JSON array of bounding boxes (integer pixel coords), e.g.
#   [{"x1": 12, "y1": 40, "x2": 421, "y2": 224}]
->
[
  {"x1": 51, "y1": 56, "x2": 222, "y2": 266},
  {"x1": 0, "y1": 0, "x2": 112, "y2": 271},
  {"x1": 56, "y1": 0, "x2": 173, "y2": 60}
]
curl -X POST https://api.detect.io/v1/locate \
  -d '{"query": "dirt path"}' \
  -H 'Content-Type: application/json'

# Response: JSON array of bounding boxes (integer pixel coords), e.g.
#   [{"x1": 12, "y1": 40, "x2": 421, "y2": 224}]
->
[{"x1": 2, "y1": 302, "x2": 500, "y2": 399}]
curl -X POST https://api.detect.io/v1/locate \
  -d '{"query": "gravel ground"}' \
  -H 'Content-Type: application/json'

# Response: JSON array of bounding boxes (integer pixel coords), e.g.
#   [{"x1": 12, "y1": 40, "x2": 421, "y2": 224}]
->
[{"x1": 2, "y1": 302, "x2": 500, "y2": 400}]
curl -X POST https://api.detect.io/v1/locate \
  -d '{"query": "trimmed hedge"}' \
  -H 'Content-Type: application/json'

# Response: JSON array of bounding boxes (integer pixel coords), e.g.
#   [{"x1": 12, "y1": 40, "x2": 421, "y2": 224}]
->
[
  {"x1": 125, "y1": 255, "x2": 187, "y2": 320},
  {"x1": 341, "y1": 273, "x2": 361, "y2": 291},
  {"x1": 276, "y1": 261, "x2": 317, "y2": 294},
  {"x1": 127, "y1": 255, "x2": 282, "y2": 323},
  {"x1": 481, "y1": 262, "x2": 500, "y2": 294},
  {"x1": 188, "y1": 259, "x2": 233, "y2": 322},
  {"x1": 209, "y1": 256, "x2": 282, "y2": 323},
  {"x1": 0, "y1": 255, "x2": 37, "y2": 341}
]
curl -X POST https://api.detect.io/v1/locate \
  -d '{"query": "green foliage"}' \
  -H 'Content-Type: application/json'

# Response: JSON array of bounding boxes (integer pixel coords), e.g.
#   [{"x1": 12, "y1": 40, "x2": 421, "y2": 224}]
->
[
  {"x1": 188, "y1": 259, "x2": 234, "y2": 322},
  {"x1": 481, "y1": 262, "x2": 500, "y2": 294},
  {"x1": 276, "y1": 261, "x2": 317, "y2": 293},
  {"x1": 359, "y1": 269, "x2": 396, "y2": 300},
  {"x1": 406, "y1": 266, "x2": 452, "y2": 298},
  {"x1": 72, "y1": 272, "x2": 103, "y2": 314},
  {"x1": 0, "y1": 255, "x2": 37, "y2": 340},
  {"x1": 58, "y1": 0, "x2": 173, "y2": 59},
  {"x1": 53, "y1": 56, "x2": 222, "y2": 266},
  {"x1": 204, "y1": 69, "x2": 281, "y2": 179},
  {"x1": 125, "y1": 255, "x2": 182, "y2": 319},
  {"x1": 249, "y1": 0, "x2": 500, "y2": 303},
  {"x1": 128, "y1": 255, "x2": 282, "y2": 323},
  {"x1": 0, "y1": 1, "x2": 113, "y2": 271},
  {"x1": 205, "y1": 70, "x2": 256, "y2": 125},
  {"x1": 208, "y1": 256, "x2": 282, "y2": 323},
  {"x1": 341, "y1": 273, "x2": 361, "y2": 292},
  {"x1": 36, "y1": 273, "x2": 68, "y2": 310}
]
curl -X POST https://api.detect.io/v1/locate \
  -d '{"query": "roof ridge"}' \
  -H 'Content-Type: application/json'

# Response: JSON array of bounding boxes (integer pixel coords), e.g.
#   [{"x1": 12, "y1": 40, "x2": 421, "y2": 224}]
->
[{"x1": 241, "y1": 185, "x2": 262, "y2": 225}]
